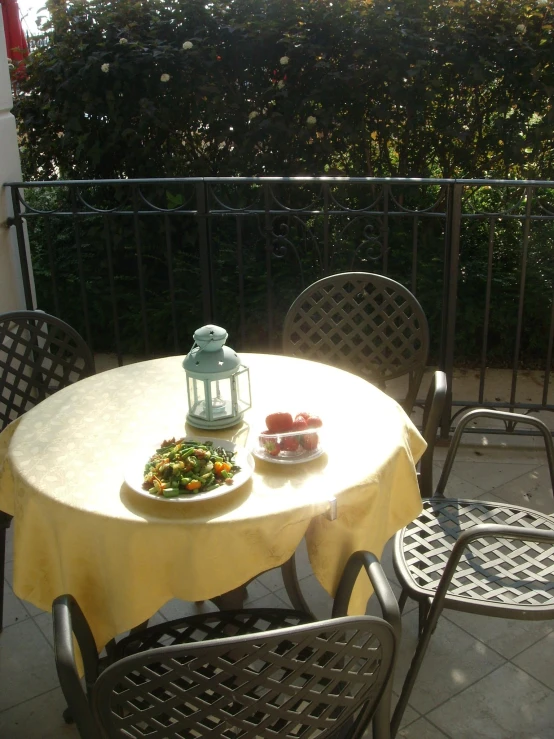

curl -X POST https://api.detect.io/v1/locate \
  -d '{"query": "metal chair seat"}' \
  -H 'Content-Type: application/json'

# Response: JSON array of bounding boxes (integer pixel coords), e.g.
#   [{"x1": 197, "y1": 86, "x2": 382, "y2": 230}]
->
[{"x1": 396, "y1": 497, "x2": 554, "y2": 615}]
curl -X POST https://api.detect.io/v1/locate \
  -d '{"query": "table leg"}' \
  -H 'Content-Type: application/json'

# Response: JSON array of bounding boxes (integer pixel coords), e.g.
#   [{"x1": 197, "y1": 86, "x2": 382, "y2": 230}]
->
[
  {"x1": 211, "y1": 584, "x2": 248, "y2": 610},
  {"x1": 281, "y1": 556, "x2": 315, "y2": 618},
  {"x1": 0, "y1": 512, "x2": 12, "y2": 632},
  {"x1": 129, "y1": 620, "x2": 149, "y2": 635}
]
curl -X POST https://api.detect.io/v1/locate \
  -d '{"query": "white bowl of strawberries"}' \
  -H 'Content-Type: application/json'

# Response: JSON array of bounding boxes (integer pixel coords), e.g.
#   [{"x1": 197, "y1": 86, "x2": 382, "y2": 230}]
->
[{"x1": 254, "y1": 412, "x2": 324, "y2": 464}]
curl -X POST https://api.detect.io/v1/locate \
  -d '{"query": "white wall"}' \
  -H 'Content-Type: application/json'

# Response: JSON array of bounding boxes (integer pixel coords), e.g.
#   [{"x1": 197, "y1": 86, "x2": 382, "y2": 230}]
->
[{"x1": 0, "y1": 15, "x2": 34, "y2": 312}]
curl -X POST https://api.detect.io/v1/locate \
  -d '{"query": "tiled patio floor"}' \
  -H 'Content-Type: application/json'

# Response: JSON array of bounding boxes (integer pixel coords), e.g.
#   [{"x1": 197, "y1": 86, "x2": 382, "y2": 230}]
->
[{"x1": 1, "y1": 433, "x2": 554, "y2": 738}]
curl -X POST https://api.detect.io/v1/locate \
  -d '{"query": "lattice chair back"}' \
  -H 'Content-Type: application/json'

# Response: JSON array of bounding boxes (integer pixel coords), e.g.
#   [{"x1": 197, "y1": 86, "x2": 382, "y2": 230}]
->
[
  {"x1": 93, "y1": 614, "x2": 396, "y2": 739},
  {"x1": 0, "y1": 310, "x2": 95, "y2": 430},
  {"x1": 283, "y1": 272, "x2": 430, "y2": 411}
]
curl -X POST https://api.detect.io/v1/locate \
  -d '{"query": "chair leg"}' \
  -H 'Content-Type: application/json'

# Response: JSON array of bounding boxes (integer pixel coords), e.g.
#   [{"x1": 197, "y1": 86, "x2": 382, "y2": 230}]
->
[
  {"x1": 211, "y1": 584, "x2": 248, "y2": 610},
  {"x1": 372, "y1": 676, "x2": 393, "y2": 739},
  {"x1": 398, "y1": 589, "x2": 409, "y2": 614},
  {"x1": 0, "y1": 531, "x2": 5, "y2": 633},
  {"x1": 418, "y1": 600, "x2": 430, "y2": 635},
  {"x1": 0, "y1": 515, "x2": 11, "y2": 633},
  {"x1": 104, "y1": 638, "x2": 117, "y2": 661},
  {"x1": 391, "y1": 598, "x2": 446, "y2": 736}
]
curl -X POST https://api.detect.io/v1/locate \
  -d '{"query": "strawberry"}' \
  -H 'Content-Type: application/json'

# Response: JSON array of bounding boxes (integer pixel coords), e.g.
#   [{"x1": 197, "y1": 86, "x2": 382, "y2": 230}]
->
[
  {"x1": 292, "y1": 418, "x2": 308, "y2": 432},
  {"x1": 300, "y1": 432, "x2": 319, "y2": 451},
  {"x1": 295, "y1": 412, "x2": 310, "y2": 422},
  {"x1": 259, "y1": 430, "x2": 280, "y2": 456},
  {"x1": 266, "y1": 412, "x2": 293, "y2": 433},
  {"x1": 280, "y1": 436, "x2": 300, "y2": 452},
  {"x1": 306, "y1": 415, "x2": 323, "y2": 428}
]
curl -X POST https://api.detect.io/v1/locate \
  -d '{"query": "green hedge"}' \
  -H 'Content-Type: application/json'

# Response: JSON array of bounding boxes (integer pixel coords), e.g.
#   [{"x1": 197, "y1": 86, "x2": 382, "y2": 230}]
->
[{"x1": 15, "y1": 0, "x2": 554, "y2": 180}]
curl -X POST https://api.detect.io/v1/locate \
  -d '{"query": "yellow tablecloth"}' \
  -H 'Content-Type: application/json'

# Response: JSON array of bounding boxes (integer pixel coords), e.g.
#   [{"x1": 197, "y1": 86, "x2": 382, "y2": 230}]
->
[{"x1": 0, "y1": 353, "x2": 425, "y2": 649}]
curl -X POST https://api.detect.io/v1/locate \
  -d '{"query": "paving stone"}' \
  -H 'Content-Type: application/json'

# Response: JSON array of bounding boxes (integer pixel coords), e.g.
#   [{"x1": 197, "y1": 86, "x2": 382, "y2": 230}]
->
[
  {"x1": 491, "y1": 464, "x2": 554, "y2": 514},
  {"x1": 0, "y1": 619, "x2": 58, "y2": 712},
  {"x1": 2, "y1": 582, "x2": 30, "y2": 628},
  {"x1": 428, "y1": 662, "x2": 554, "y2": 739},
  {"x1": 437, "y1": 470, "x2": 489, "y2": 500},
  {"x1": 246, "y1": 590, "x2": 290, "y2": 609},
  {"x1": 392, "y1": 609, "x2": 505, "y2": 715},
  {"x1": 0, "y1": 687, "x2": 79, "y2": 739},
  {"x1": 397, "y1": 717, "x2": 451, "y2": 738},
  {"x1": 443, "y1": 610, "x2": 554, "y2": 660},
  {"x1": 444, "y1": 461, "x2": 538, "y2": 492},
  {"x1": 512, "y1": 631, "x2": 554, "y2": 690}
]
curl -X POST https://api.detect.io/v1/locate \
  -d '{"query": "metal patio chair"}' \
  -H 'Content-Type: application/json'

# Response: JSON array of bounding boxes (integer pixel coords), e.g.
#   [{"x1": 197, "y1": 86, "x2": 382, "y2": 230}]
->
[
  {"x1": 280, "y1": 273, "x2": 447, "y2": 615},
  {"x1": 391, "y1": 409, "x2": 554, "y2": 735},
  {"x1": 283, "y1": 272, "x2": 431, "y2": 414},
  {"x1": 53, "y1": 551, "x2": 413, "y2": 739},
  {"x1": 0, "y1": 310, "x2": 95, "y2": 630}
]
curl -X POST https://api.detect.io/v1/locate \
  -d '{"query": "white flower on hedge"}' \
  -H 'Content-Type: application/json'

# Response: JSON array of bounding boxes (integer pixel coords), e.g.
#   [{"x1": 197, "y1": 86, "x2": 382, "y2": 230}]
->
[
  {"x1": 101, "y1": 63, "x2": 110, "y2": 73},
  {"x1": 119, "y1": 38, "x2": 128, "y2": 44},
  {"x1": 160, "y1": 73, "x2": 171, "y2": 82},
  {"x1": 306, "y1": 115, "x2": 317, "y2": 125},
  {"x1": 516, "y1": 24, "x2": 526, "y2": 33},
  {"x1": 277, "y1": 80, "x2": 285, "y2": 89},
  {"x1": 183, "y1": 41, "x2": 193, "y2": 50},
  {"x1": 280, "y1": 56, "x2": 289, "y2": 65},
  {"x1": 57, "y1": 131, "x2": 64, "y2": 138},
  {"x1": 537, "y1": 0, "x2": 547, "y2": 5},
  {"x1": 248, "y1": 111, "x2": 259, "y2": 120}
]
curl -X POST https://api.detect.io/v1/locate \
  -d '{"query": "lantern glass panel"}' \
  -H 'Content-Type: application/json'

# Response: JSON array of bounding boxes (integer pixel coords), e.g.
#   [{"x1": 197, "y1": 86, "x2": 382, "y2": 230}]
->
[
  {"x1": 188, "y1": 376, "x2": 205, "y2": 418},
  {"x1": 234, "y1": 365, "x2": 251, "y2": 412}
]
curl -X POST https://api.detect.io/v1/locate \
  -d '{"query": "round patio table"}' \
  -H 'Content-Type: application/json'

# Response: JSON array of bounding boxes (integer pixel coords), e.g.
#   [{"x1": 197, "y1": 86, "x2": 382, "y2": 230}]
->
[{"x1": 0, "y1": 353, "x2": 425, "y2": 650}]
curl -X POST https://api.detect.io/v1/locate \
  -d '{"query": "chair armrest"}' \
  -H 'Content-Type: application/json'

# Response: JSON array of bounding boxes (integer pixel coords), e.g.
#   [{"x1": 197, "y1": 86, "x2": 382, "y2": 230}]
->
[
  {"x1": 332, "y1": 551, "x2": 401, "y2": 640},
  {"x1": 419, "y1": 370, "x2": 447, "y2": 497},
  {"x1": 333, "y1": 552, "x2": 401, "y2": 739},
  {"x1": 52, "y1": 595, "x2": 100, "y2": 739},
  {"x1": 436, "y1": 409, "x2": 554, "y2": 497}
]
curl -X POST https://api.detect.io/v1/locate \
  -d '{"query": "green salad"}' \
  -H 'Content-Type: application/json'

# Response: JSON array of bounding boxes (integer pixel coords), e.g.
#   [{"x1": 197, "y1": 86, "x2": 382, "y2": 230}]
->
[{"x1": 143, "y1": 438, "x2": 240, "y2": 498}]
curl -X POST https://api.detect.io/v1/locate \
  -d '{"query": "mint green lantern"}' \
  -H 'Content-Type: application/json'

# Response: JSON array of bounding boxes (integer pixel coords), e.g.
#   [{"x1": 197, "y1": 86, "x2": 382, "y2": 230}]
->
[{"x1": 183, "y1": 325, "x2": 251, "y2": 429}]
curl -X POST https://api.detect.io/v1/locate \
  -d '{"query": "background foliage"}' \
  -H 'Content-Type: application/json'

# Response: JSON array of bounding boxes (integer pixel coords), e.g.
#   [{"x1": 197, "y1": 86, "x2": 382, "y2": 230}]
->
[
  {"x1": 14, "y1": 0, "x2": 554, "y2": 180},
  {"x1": 10, "y1": 0, "x2": 554, "y2": 366}
]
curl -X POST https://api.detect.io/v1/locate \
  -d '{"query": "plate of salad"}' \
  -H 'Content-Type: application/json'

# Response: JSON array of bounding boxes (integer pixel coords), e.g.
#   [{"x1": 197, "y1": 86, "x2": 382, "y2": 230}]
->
[{"x1": 125, "y1": 437, "x2": 254, "y2": 502}]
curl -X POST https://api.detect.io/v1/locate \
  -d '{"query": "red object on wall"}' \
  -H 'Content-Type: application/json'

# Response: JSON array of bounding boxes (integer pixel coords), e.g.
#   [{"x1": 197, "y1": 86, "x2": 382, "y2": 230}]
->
[{"x1": 1, "y1": 0, "x2": 28, "y2": 78}]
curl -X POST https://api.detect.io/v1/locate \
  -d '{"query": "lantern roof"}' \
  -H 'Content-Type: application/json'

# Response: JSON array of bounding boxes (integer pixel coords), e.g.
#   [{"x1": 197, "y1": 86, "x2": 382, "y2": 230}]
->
[{"x1": 183, "y1": 325, "x2": 241, "y2": 379}]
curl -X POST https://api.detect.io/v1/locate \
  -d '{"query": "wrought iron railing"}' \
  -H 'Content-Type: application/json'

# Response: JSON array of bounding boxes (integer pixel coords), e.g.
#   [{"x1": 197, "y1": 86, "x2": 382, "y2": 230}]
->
[{"x1": 5, "y1": 176, "x2": 554, "y2": 437}]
